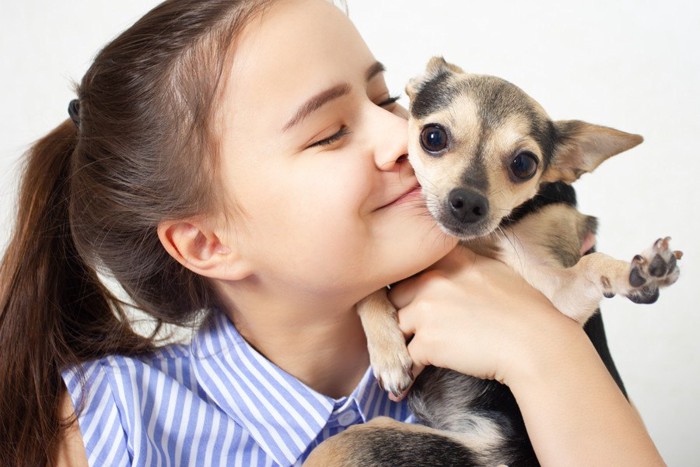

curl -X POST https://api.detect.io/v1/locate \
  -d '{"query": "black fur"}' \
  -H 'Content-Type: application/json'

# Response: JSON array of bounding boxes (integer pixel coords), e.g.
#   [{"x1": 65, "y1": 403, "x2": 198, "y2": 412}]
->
[
  {"x1": 313, "y1": 182, "x2": 627, "y2": 465},
  {"x1": 501, "y1": 182, "x2": 578, "y2": 227},
  {"x1": 460, "y1": 156, "x2": 490, "y2": 193},
  {"x1": 465, "y1": 76, "x2": 556, "y2": 170},
  {"x1": 402, "y1": 182, "x2": 626, "y2": 466},
  {"x1": 409, "y1": 367, "x2": 538, "y2": 466},
  {"x1": 410, "y1": 71, "x2": 460, "y2": 119},
  {"x1": 399, "y1": 184, "x2": 576, "y2": 467},
  {"x1": 344, "y1": 60, "x2": 632, "y2": 464},
  {"x1": 339, "y1": 428, "x2": 481, "y2": 467}
]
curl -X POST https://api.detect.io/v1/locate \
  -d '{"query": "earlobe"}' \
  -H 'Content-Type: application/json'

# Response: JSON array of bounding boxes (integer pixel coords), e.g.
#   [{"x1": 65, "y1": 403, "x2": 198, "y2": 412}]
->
[{"x1": 157, "y1": 220, "x2": 252, "y2": 281}]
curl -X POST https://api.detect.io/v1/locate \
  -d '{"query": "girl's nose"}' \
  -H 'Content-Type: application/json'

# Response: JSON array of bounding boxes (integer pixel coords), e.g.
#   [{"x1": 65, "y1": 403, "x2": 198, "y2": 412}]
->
[{"x1": 372, "y1": 107, "x2": 409, "y2": 171}]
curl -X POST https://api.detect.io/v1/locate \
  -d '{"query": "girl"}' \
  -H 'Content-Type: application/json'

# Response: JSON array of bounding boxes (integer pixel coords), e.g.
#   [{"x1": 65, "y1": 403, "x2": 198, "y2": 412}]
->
[{"x1": 0, "y1": 0, "x2": 663, "y2": 465}]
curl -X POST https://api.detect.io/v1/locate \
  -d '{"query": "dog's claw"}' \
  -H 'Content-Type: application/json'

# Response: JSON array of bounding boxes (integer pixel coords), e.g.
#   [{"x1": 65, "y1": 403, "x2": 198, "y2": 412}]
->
[
  {"x1": 601, "y1": 276, "x2": 615, "y2": 298},
  {"x1": 369, "y1": 343, "x2": 414, "y2": 397},
  {"x1": 376, "y1": 377, "x2": 385, "y2": 392},
  {"x1": 624, "y1": 237, "x2": 681, "y2": 304},
  {"x1": 374, "y1": 358, "x2": 414, "y2": 397}
]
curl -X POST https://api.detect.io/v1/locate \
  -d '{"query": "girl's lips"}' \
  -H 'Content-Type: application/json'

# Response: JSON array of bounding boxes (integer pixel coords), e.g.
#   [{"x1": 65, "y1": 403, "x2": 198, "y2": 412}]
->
[{"x1": 381, "y1": 184, "x2": 422, "y2": 209}]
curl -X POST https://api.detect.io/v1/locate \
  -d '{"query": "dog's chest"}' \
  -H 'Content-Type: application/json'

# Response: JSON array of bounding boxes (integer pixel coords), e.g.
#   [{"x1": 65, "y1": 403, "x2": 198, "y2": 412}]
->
[{"x1": 463, "y1": 211, "x2": 575, "y2": 298}]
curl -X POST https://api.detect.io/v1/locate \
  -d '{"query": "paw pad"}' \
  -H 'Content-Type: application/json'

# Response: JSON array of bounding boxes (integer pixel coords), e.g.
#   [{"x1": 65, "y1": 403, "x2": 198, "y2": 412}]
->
[{"x1": 625, "y1": 237, "x2": 681, "y2": 304}]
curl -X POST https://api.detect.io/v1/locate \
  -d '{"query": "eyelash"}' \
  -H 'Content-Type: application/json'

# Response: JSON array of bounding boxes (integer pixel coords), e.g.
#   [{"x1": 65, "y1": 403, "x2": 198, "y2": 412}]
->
[
  {"x1": 307, "y1": 94, "x2": 400, "y2": 148},
  {"x1": 310, "y1": 125, "x2": 351, "y2": 147},
  {"x1": 378, "y1": 95, "x2": 401, "y2": 107}
]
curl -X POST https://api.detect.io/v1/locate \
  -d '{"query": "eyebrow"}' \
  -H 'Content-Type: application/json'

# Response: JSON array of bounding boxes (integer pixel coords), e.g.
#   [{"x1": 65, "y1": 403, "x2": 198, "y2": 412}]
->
[{"x1": 282, "y1": 61, "x2": 386, "y2": 131}]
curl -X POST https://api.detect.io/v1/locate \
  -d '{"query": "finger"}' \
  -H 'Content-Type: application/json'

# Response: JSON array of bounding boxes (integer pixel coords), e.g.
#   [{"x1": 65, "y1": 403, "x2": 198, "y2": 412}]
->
[
  {"x1": 387, "y1": 273, "x2": 423, "y2": 310},
  {"x1": 393, "y1": 296, "x2": 423, "y2": 341},
  {"x1": 393, "y1": 275, "x2": 447, "y2": 340},
  {"x1": 389, "y1": 246, "x2": 480, "y2": 309}
]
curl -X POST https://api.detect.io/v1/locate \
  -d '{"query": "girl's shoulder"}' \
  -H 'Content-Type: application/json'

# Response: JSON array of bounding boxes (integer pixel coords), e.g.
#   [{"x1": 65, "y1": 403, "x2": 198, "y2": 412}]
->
[
  {"x1": 60, "y1": 343, "x2": 214, "y2": 465},
  {"x1": 62, "y1": 341, "x2": 196, "y2": 402}
]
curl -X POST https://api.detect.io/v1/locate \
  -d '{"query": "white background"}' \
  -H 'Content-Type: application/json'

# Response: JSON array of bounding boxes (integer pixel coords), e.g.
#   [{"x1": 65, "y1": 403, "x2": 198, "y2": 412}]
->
[{"x1": 2, "y1": 1, "x2": 699, "y2": 464}]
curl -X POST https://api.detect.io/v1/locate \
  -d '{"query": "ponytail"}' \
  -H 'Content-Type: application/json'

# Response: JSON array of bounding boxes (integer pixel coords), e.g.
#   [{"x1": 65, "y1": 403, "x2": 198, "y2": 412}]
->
[
  {"x1": 1, "y1": 1, "x2": 273, "y2": 464},
  {"x1": 0, "y1": 120, "x2": 152, "y2": 466}
]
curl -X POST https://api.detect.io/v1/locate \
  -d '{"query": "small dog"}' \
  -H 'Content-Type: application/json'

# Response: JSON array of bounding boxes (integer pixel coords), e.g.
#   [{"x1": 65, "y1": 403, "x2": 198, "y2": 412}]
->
[{"x1": 305, "y1": 57, "x2": 682, "y2": 466}]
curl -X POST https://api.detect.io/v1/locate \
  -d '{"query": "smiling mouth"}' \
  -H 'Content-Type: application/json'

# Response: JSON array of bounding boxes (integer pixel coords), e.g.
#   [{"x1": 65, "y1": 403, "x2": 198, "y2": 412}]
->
[
  {"x1": 382, "y1": 184, "x2": 422, "y2": 209},
  {"x1": 391, "y1": 183, "x2": 421, "y2": 204}
]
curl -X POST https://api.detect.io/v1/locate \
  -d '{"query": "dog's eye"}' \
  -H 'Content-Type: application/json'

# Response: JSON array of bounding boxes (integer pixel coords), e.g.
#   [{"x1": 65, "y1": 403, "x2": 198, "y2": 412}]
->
[
  {"x1": 420, "y1": 124, "x2": 449, "y2": 154},
  {"x1": 510, "y1": 151, "x2": 539, "y2": 181}
]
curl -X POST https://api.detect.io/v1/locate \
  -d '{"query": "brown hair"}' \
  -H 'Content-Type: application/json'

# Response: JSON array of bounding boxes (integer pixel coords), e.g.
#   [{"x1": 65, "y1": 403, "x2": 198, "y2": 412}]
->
[{"x1": 0, "y1": 0, "x2": 271, "y2": 464}]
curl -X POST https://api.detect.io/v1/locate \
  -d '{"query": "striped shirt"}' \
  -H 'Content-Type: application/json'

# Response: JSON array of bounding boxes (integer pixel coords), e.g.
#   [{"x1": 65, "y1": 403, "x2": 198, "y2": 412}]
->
[{"x1": 62, "y1": 311, "x2": 413, "y2": 466}]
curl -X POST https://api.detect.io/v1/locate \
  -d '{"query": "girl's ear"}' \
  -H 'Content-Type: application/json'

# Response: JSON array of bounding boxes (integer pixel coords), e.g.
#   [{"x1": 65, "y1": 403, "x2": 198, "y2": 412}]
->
[{"x1": 157, "y1": 219, "x2": 252, "y2": 281}]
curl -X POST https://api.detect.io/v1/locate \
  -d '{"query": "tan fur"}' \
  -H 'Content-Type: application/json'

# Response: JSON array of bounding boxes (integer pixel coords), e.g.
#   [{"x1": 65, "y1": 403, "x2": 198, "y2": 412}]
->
[
  {"x1": 353, "y1": 57, "x2": 681, "y2": 397},
  {"x1": 483, "y1": 204, "x2": 631, "y2": 323},
  {"x1": 307, "y1": 57, "x2": 681, "y2": 463},
  {"x1": 305, "y1": 416, "x2": 505, "y2": 467},
  {"x1": 406, "y1": 96, "x2": 480, "y2": 190},
  {"x1": 357, "y1": 290, "x2": 413, "y2": 394},
  {"x1": 305, "y1": 417, "x2": 444, "y2": 466},
  {"x1": 543, "y1": 121, "x2": 644, "y2": 184}
]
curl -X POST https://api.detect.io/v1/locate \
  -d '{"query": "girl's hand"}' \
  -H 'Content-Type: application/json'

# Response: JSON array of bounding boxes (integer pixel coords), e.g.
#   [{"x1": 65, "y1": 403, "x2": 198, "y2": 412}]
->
[
  {"x1": 388, "y1": 246, "x2": 580, "y2": 386},
  {"x1": 388, "y1": 246, "x2": 664, "y2": 465}
]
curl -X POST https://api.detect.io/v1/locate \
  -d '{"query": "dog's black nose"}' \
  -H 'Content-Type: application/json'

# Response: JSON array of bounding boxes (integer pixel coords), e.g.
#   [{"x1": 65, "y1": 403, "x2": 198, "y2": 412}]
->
[{"x1": 448, "y1": 189, "x2": 489, "y2": 224}]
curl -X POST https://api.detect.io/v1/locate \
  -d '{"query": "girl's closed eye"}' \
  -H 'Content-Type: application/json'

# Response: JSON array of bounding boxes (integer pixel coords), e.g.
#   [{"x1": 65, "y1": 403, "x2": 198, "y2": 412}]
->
[
  {"x1": 307, "y1": 125, "x2": 350, "y2": 148},
  {"x1": 306, "y1": 94, "x2": 399, "y2": 149},
  {"x1": 377, "y1": 95, "x2": 400, "y2": 108}
]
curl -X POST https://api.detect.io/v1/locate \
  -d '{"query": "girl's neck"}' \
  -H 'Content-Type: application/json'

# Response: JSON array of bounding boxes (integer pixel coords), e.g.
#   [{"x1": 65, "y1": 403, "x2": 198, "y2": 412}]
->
[{"x1": 219, "y1": 285, "x2": 370, "y2": 399}]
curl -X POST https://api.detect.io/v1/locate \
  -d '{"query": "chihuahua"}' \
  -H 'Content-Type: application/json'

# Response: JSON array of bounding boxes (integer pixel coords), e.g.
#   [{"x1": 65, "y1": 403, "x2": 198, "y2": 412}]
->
[{"x1": 305, "y1": 57, "x2": 681, "y2": 466}]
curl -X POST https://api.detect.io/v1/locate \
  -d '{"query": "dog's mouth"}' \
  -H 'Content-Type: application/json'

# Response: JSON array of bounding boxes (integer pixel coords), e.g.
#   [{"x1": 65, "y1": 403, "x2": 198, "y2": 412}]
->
[
  {"x1": 434, "y1": 214, "x2": 501, "y2": 240},
  {"x1": 424, "y1": 190, "x2": 504, "y2": 240}
]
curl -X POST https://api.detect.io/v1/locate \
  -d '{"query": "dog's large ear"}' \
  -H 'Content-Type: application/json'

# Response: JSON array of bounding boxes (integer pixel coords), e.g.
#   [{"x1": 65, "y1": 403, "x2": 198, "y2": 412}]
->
[
  {"x1": 406, "y1": 56, "x2": 465, "y2": 99},
  {"x1": 542, "y1": 120, "x2": 643, "y2": 183}
]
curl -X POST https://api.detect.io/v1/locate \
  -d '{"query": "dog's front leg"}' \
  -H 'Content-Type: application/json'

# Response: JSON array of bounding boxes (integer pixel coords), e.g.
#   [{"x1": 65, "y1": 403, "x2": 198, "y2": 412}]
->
[
  {"x1": 357, "y1": 289, "x2": 413, "y2": 397},
  {"x1": 573, "y1": 236, "x2": 681, "y2": 306},
  {"x1": 516, "y1": 238, "x2": 682, "y2": 324}
]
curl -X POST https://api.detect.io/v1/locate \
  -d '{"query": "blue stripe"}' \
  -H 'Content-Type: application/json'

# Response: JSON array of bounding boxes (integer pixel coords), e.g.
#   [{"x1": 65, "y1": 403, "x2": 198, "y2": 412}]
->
[
  {"x1": 172, "y1": 384, "x2": 195, "y2": 466},
  {"x1": 228, "y1": 346, "x2": 310, "y2": 446},
  {"x1": 158, "y1": 380, "x2": 178, "y2": 467},
  {"x1": 196, "y1": 353, "x2": 285, "y2": 460},
  {"x1": 62, "y1": 310, "x2": 414, "y2": 466}
]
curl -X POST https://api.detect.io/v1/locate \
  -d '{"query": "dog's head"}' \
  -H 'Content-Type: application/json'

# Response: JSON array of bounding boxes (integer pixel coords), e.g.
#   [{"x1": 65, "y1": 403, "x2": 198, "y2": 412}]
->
[{"x1": 406, "y1": 56, "x2": 643, "y2": 240}]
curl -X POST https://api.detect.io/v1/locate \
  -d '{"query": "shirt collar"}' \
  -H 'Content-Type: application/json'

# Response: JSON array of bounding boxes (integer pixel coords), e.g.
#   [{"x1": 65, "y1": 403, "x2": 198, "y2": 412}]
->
[{"x1": 190, "y1": 311, "x2": 403, "y2": 466}]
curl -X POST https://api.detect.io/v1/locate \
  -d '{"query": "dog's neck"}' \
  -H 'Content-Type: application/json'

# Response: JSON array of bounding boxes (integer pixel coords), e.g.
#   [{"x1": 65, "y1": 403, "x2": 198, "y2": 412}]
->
[{"x1": 499, "y1": 182, "x2": 577, "y2": 228}]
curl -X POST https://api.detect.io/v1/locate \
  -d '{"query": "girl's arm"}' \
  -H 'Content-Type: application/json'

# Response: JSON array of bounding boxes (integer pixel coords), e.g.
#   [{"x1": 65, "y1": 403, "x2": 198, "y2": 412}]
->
[
  {"x1": 389, "y1": 247, "x2": 664, "y2": 465},
  {"x1": 54, "y1": 391, "x2": 89, "y2": 467},
  {"x1": 508, "y1": 321, "x2": 662, "y2": 465}
]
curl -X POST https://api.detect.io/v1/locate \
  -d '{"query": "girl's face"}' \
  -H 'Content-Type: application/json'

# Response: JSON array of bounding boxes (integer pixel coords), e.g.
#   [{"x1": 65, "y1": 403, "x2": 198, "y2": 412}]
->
[{"x1": 216, "y1": 0, "x2": 456, "y2": 304}]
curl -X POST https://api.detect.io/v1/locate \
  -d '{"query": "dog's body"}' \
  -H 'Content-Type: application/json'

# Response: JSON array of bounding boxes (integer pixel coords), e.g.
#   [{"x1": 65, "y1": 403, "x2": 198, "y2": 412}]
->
[{"x1": 305, "y1": 58, "x2": 681, "y2": 466}]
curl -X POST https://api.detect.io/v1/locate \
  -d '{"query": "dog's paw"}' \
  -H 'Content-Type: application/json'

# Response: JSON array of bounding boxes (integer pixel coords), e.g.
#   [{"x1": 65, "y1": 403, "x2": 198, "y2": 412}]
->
[
  {"x1": 624, "y1": 237, "x2": 682, "y2": 304},
  {"x1": 368, "y1": 343, "x2": 414, "y2": 398}
]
